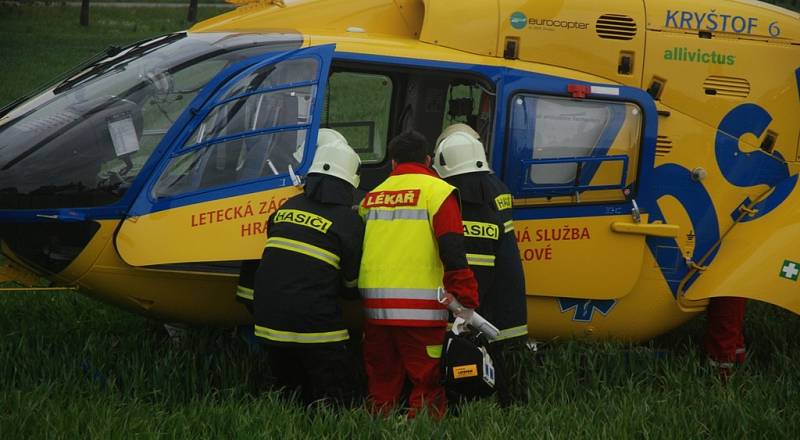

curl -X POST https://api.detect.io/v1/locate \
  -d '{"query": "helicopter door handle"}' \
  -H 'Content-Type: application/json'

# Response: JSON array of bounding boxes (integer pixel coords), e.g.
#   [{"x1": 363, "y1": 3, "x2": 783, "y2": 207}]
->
[
  {"x1": 36, "y1": 210, "x2": 86, "y2": 222},
  {"x1": 611, "y1": 222, "x2": 680, "y2": 238}
]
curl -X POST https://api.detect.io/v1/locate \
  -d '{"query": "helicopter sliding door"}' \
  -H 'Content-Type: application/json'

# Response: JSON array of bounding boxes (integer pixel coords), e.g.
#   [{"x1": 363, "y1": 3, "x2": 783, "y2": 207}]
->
[
  {"x1": 499, "y1": 72, "x2": 661, "y2": 301},
  {"x1": 116, "y1": 45, "x2": 335, "y2": 267}
]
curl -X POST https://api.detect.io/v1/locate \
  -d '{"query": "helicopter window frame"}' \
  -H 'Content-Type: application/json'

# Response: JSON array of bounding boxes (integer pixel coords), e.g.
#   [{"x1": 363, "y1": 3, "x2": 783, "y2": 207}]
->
[
  {"x1": 151, "y1": 54, "x2": 324, "y2": 200},
  {"x1": 323, "y1": 58, "x2": 496, "y2": 192},
  {"x1": 505, "y1": 92, "x2": 643, "y2": 205}
]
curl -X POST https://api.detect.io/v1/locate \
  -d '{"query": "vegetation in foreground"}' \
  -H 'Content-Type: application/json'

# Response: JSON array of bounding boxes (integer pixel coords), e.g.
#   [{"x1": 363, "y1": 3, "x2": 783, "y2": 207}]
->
[
  {"x1": 1, "y1": 290, "x2": 799, "y2": 438},
  {"x1": 1, "y1": 4, "x2": 800, "y2": 438}
]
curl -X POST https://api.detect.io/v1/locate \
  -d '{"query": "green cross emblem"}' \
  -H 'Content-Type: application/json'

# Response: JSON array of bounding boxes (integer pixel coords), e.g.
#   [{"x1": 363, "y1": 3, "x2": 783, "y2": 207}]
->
[{"x1": 779, "y1": 260, "x2": 799, "y2": 281}]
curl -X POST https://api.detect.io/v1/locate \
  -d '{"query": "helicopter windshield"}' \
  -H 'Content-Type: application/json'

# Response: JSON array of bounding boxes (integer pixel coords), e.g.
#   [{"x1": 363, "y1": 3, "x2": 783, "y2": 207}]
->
[{"x1": 0, "y1": 32, "x2": 302, "y2": 210}]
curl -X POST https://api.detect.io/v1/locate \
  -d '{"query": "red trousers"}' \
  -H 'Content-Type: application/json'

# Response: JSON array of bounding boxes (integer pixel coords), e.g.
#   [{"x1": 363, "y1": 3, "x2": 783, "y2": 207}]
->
[
  {"x1": 362, "y1": 322, "x2": 446, "y2": 418},
  {"x1": 704, "y1": 297, "x2": 747, "y2": 366}
]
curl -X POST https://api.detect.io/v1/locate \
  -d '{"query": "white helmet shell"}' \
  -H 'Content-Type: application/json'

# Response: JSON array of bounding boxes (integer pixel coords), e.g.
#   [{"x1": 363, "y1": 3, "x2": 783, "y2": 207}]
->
[
  {"x1": 435, "y1": 123, "x2": 480, "y2": 147},
  {"x1": 433, "y1": 131, "x2": 489, "y2": 178},
  {"x1": 308, "y1": 128, "x2": 361, "y2": 188}
]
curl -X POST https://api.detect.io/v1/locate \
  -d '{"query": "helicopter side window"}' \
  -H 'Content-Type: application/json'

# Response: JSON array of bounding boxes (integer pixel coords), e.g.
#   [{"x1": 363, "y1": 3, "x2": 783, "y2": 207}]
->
[
  {"x1": 321, "y1": 71, "x2": 392, "y2": 164},
  {"x1": 153, "y1": 58, "x2": 318, "y2": 198},
  {"x1": 508, "y1": 94, "x2": 642, "y2": 204}
]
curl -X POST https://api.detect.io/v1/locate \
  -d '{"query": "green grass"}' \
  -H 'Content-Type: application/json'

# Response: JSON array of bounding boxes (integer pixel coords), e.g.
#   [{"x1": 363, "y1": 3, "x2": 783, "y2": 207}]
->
[
  {"x1": 2, "y1": 4, "x2": 800, "y2": 438},
  {"x1": 2, "y1": 290, "x2": 799, "y2": 438},
  {"x1": 0, "y1": 4, "x2": 225, "y2": 107}
]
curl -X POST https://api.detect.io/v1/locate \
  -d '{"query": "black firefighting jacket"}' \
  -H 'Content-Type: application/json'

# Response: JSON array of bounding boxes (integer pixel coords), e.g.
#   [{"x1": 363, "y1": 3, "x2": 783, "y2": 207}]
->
[
  {"x1": 253, "y1": 175, "x2": 364, "y2": 345},
  {"x1": 446, "y1": 172, "x2": 528, "y2": 342}
]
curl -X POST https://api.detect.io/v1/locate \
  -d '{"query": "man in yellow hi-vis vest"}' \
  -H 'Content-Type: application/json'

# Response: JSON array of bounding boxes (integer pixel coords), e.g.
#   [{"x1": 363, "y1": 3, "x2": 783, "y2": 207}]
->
[{"x1": 359, "y1": 130, "x2": 479, "y2": 418}]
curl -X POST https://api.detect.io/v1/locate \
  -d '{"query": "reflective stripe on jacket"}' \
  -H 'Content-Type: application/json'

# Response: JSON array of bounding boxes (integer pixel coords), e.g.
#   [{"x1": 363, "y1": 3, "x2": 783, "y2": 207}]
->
[{"x1": 359, "y1": 172, "x2": 455, "y2": 327}]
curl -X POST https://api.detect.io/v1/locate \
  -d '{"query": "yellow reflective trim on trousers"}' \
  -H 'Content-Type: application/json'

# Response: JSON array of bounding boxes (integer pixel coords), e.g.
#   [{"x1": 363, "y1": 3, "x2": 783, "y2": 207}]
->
[
  {"x1": 236, "y1": 285, "x2": 254, "y2": 301},
  {"x1": 426, "y1": 344, "x2": 443, "y2": 359},
  {"x1": 495, "y1": 324, "x2": 528, "y2": 341},
  {"x1": 466, "y1": 253, "x2": 496, "y2": 267},
  {"x1": 343, "y1": 278, "x2": 358, "y2": 288},
  {"x1": 503, "y1": 220, "x2": 514, "y2": 233},
  {"x1": 266, "y1": 237, "x2": 340, "y2": 269},
  {"x1": 254, "y1": 325, "x2": 349, "y2": 343}
]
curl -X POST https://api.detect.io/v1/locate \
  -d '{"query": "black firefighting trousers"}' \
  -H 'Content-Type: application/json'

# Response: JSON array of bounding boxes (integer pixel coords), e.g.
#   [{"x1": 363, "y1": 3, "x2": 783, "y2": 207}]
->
[{"x1": 266, "y1": 342, "x2": 358, "y2": 407}]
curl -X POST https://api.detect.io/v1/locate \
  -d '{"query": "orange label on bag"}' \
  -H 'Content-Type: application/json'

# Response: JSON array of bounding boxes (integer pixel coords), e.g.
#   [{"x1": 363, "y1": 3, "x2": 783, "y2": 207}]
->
[{"x1": 452, "y1": 364, "x2": 479, "y2": 379}]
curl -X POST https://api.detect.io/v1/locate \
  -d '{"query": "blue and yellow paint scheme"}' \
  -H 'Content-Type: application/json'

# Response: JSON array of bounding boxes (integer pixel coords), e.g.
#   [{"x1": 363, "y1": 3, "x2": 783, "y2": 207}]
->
[{"x1": 0, "y1": 0, "x2": 798, "y2": 341}]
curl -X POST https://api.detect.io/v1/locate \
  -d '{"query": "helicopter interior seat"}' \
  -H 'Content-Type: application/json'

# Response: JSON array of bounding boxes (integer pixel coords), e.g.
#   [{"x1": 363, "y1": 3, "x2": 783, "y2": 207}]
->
[{"x1": 235, "y1": 87, "x2": 301, "y2": 181}]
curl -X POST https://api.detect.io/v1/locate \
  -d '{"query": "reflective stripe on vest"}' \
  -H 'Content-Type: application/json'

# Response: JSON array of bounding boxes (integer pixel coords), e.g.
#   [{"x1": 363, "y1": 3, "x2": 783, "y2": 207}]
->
[
  {"x1": 365, "y1": 308, "x2": 449, "y2": 322},
  {"x1": 361, "y1": 287, "x2": 439, "y2": 301},
  {"x1": 495, "y1": 324, "x2": 528, "y2": 341},
  {"x1": 265, "y1": 236, "x2": 340, "y2": 269},
  {"x1": 365, "y1": 208, "x2": 429, "y2": 221},
  {"x1": 236, "y1": 285, "x2": 254, "y2": 301},
  {"x1": 466, "y1": 253, "x2": 496, "y2": 267},
  {"x1": 254, "y1": 325, "x2": 349, "y2": 344},
  {"x1": 503, "y1": 220, "x2": 514, "y2": 233}
]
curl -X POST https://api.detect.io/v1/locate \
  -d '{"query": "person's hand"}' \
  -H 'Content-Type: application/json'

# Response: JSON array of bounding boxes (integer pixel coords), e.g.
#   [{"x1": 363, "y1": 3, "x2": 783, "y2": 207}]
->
[{"x1": 439, "y1": 291, "x2": 456, "y2": 306}]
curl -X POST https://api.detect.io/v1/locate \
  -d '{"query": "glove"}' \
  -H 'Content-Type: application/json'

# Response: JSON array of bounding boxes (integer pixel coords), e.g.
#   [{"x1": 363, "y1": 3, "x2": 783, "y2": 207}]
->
[{"x1": 451, "y1": 316, "x2": 467, "y2": 335}]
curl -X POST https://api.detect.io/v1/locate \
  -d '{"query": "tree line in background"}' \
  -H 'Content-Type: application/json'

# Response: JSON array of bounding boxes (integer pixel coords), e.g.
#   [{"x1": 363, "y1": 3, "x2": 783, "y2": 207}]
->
[{"x1": 11, "y1": 0, "x2": 799, "y2": 29}]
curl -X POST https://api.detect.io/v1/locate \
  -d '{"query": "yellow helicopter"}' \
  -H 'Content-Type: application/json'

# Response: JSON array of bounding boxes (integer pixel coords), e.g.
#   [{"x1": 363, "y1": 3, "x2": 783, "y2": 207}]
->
[{"x1": 0, "y1": 0, "x2": 798, "y2": 342}]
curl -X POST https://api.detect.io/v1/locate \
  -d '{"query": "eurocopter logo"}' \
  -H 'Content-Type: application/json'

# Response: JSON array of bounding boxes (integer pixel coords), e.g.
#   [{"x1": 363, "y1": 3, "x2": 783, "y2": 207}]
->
[
  {"x1": 510, "y1": 12, "x2": 527, "y2": 30},
  {"x1": 510, "y1": 12, "x2": 589, "y2": 31}
]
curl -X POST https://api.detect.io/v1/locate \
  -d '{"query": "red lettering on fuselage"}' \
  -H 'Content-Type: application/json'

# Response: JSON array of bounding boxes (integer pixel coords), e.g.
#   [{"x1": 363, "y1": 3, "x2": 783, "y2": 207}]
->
[{"x1": 362, "y1": 189, "x2": 421, "y2": 208}]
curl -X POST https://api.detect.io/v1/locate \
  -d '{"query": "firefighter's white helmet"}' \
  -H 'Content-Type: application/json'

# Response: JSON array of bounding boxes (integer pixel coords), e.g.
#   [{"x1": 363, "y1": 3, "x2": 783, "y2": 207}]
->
[
  {"x1": 433, "y1": 130, "x2": 489, "y2": 178},
  {"x1": 308, "y1": 128, "x2": 361, "y2": 188},
  {"x1": 435, "y1": 123, "x2": 480, "y2": 147}
]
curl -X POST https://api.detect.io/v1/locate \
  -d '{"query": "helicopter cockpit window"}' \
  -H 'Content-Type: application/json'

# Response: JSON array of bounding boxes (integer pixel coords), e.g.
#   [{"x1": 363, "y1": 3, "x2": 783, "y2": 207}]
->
[
  {"x1": 0, "y1": 32, "x2": 303, "y2": 210},
  {"x1": 321, "y1": 71, "x2": 392, "y2": 164},
  {"x1": 153, "y1": 57, "x2": 318, "y2": 198},
  {"x1": 508, "y1": 94, "x2": 642, "y2": 204}
]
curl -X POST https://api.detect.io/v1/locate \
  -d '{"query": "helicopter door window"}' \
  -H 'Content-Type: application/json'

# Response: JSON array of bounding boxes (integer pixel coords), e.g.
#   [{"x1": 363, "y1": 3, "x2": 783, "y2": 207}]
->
[
  {"x1": 153, "y1": 130, "x2": 308, "y2": 197},
  {"x1": 183, "y1": 85, "x2": 316, "y2": 146},
  {"x1": 219, "y1": 58, "x2": 318, "y2": 102},
  {"x1": 153, "y1": 56, "x2": 321, "y2": 198},
  {"x1": 508, "y1": 94, "x2": 642, "y2": 204}
]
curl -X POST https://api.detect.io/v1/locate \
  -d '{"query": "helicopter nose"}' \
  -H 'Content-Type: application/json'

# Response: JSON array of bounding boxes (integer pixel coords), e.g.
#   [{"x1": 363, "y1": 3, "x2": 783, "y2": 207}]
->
[{"x1": 0, "y1": 220, "x2": 101, "y2": 277}]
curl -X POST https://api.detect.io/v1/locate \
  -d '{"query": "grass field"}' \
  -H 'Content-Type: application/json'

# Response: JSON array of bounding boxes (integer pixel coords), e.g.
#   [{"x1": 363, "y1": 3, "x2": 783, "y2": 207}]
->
[
  {"x1": 2, "y1": 289, "x2": 800, "y2": 438},
  {"x1": 2, "y1": 4, "x2": 800, "y2": 438}
]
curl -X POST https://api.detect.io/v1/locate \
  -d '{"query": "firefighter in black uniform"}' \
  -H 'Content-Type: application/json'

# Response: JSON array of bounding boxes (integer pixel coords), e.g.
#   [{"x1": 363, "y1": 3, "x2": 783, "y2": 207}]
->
[
  {"x1": 433, "y1": 124, "x2": 529, "y2": 406},
  {"x1": 236, "y1": 260, "x2": 258, "y2": 313},
  {"x1": 253, "y1": 129, "x2": 364, "y2": 406},
  {"x1": 234, "y1": 260, "x2": 262, "y2": 351}
]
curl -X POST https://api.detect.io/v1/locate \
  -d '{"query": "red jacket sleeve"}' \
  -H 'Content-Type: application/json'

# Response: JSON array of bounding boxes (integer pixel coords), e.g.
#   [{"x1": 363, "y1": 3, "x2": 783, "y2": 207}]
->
[{"x1": 433, "y1": 193, "x2": 479, "y2": 309}]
